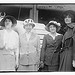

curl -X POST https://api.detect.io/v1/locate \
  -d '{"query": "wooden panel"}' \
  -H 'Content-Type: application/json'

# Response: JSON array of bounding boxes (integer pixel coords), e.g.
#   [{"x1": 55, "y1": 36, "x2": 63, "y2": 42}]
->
[
  {"x1": 38, "y1": 34, "x2": 44, "y2": 40},
  {"x1": 34, "y1": 29, "x2": 49, "y2": 35},
  {"x1": 37, "y1": 4, "x2": 75, "y2": 11},
  {"x1": 0, "y1": 5, "x2": 33, "y2": 9}
]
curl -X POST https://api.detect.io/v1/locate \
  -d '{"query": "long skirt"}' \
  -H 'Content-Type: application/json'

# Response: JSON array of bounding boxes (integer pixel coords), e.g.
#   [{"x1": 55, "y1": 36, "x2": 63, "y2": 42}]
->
[
  {"x1": 0, "y1": 53, "x2": 15, "y2": 71},
  {"x1": 39, "y1": 64, "x2": 58, "y2": 72},
  {"x1": 18, "y1": 51, "x2": 39, "y2": 71},
  {"x1": 18, "y1": 64, "x2": 39, "y2": 71},
  {"x1": 59, "y1": 47, "x2": 73, "y2": 71}
]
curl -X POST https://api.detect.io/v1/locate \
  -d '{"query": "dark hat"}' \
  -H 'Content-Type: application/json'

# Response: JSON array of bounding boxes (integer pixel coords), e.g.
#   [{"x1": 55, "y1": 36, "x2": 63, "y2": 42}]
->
[
  {"x1": 0, "y1": 15, "x2": 17, "y2": 27},
  {"x1": 45, "y1": 21, "x2": 61, "y2": 32}
]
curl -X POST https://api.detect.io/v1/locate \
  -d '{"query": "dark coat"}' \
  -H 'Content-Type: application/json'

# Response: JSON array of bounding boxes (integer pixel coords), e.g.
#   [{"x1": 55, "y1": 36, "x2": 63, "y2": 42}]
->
[
  {"x1": 59, "y1": 23, "x2": 75, "y2": 71},
  {"x1": 40, "y1": 34, "x2": 63, "y2": 66}
]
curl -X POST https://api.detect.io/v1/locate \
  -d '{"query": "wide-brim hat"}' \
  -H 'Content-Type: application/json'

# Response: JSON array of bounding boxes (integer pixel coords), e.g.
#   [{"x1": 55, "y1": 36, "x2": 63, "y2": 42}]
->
[
  {"x1": 45, "y1": 21, "x2": 61, "y2": 32},
  {"x1": 0, "y1": 15, "x2": 17, "y2": 27},
  {"x1": 23, "y1": 19, "x2": 35, "y2": 29}
]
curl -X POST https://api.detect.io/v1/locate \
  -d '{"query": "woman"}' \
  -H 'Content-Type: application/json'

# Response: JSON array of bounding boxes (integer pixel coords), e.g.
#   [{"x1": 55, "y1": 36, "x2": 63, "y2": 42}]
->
[
  {"x1": 59, "y1": 10, "x2": 75, "y2": 71},
  {"x1": 0, "y1": 15, "x2": 19, "y2": 71},
  {"x1": 40, "y1": 20, "x2": 63, "y2": 72},
  {"x1": 18, "y1": 19, "x2": 40, "y2": 71}
]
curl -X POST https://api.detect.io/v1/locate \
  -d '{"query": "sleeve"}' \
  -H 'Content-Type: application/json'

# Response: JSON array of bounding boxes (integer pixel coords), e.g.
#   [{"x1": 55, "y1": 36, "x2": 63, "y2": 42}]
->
[
  {"x1": 36, "y1": 36, "x2": 41, "y2": 62},
  {"x1": 15, "y1": 33, "x2": 19, "y2": 65},
  {"x1": 59, "y1": 34, "x2": 66, "y2": 53},
  {"x1": 19, "y1": 34, "x2": 22, "y2": 48},
  {"x1": 40, "y1": 35, "x2": 47, "y2": 62},
  {"x1": 0, "y1": 30, "x2": 5, "y2": 49},
  {"x1": 59, "y1": 34, "x2": 63, "y2": 53},
  {"x1": 73, "y1": 29, "x2": 75, "y2": 60}
]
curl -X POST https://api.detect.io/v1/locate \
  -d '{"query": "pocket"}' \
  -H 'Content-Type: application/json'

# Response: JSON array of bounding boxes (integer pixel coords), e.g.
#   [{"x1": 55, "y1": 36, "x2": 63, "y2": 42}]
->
[
  {"x1": 51, "y1": 53, "x2": 59, "y2": 65},
  {"x1": 19, "y1": 54, "x2": 28, "y2": 65},
  {"x1": 44, "y1": 52, "x2": 54, "y2": 64}
]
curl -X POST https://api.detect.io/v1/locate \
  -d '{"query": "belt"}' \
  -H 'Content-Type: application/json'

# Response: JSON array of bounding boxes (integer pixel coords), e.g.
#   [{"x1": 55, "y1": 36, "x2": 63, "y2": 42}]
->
[
  {"x1": 0, "y1": 50, "x2": 15, "y2": 55},
  {"x1": 60, "y1": 46, "x2": 72, "y2": 53},
  {"x1": 20, "y1": 51, "x2": 37, "y2": 55}
]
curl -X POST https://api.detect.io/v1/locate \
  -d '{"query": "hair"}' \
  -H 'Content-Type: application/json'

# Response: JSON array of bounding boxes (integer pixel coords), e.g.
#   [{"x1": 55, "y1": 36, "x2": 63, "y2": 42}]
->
[
  {"x1": 48, "y1": 23, "x2": 58, "y2": 32},
  {"x1": 4, "y1": 18, "x2": 14, "y2": 27},
  {"x1": 5, "y1": 18, "x2": 13, "y2": 22},
  {"x1": 48, "y1": 23, "x2": 58, "y2": 28},
  {"x1": 65, "y1": 14, "x2": 74, "y2": 22},
  {"x1": 23, "y1": 23, "x2": 35, "y2": 29}
]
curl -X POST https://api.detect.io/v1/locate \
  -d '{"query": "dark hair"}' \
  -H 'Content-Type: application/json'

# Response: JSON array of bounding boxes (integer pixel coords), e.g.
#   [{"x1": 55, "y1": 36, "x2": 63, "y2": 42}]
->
[
  {"x1": 0, "y1": 15, "x2": 17, "y2": 27},
  {"x1": 64, "y1": 13, "x2": 74, "y2": 22},
  {"x1": 48, "y1": 23, "x2": 58, "y2": 28},
  {"x1": 5, "y1": 18, "x2": 13, "y2": 23},
  {"x1": 62, "y1": 10, "x2": 75, "y2": 22},
  {"x1": 47, "y1": 22, "x2": 59, "y2": 32}
]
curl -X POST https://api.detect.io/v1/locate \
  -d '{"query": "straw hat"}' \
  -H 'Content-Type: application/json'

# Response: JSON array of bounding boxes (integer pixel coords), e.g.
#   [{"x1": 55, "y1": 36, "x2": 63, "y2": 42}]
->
[
  {"x1": 45, "y1": 20, "x2": 61, "y2": 32},
  {"x1": 23, "y1": 19, "x2": 35, "y2": 28}
]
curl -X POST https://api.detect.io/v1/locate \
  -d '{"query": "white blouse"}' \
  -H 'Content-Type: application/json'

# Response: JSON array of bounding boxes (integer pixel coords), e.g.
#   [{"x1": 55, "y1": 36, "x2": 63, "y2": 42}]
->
[
  {"x1": 25, "y1": 32, "x2": 31, "y2": 41},
  {"x1": 3, "y1": 29, "x2": 19, "y2": 50}
]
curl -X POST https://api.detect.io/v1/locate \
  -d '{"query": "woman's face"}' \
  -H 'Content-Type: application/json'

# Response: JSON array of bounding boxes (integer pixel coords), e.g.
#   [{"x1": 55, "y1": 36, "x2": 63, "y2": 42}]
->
[
  {"x1": 49, "y1": 25, "x2": 57, "y2": 33},
  {"x1": 25, "y1": 24, "x2": 33, "y2": 32},
  {"x1": 64, "y1": 15, "x2": 72, "y2": 24},
  {"x1": 5, "y1": 19, "x2": 13, "y2": 29}
]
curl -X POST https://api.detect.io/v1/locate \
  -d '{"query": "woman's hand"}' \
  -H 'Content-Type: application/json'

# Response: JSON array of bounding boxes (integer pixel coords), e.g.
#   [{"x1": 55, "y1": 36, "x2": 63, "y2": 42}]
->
[
  {"x1": 15, "y1": 63, "x2": 19, "y2": 71},
  {"x1": 15, "y1": 54, "x2": 19, "y2": 71},
  {"x1": 39, "y1": 61, "x2": 44, "y2": 68},
  {"x1": 0, "y1": 46, "x2": 5, "y2": 50},
  {"x1": 73, "y1": 60, "x2": 75, "y2": 67}
]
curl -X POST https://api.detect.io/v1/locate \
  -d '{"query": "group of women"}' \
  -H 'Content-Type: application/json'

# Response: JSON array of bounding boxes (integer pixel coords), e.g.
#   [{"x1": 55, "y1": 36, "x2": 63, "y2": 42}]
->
[{"x1": 0, "y1": 10, "x2": 75, "y2": 72}]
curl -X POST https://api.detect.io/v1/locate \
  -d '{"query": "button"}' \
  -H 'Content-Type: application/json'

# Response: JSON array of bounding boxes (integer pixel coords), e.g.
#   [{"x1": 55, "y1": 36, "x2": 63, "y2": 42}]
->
[
  {"x1": 27, "y1": 53, "x2": 29, "y2": 56},
  {"x1": 55, "y1": 41, "x2": 56, "y2": 42},
  {"x1": 27, "y1": 54, "x2": 29, "y2": 56},
  {"x1": 54, "y1": 50, "x2": 56, "y2": 51}
]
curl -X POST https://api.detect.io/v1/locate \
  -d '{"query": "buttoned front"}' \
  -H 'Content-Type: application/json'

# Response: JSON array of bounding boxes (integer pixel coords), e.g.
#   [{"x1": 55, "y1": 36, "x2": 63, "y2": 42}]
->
[
  {"x1": 19, "y1": 32, "x2": 40, "y2": 65},
  {"x1": 40, "y1": 34, "x2": 63, "y2": 66},
  {"x1": 59, "y1": 24, "x2": 75, "y2": 71}
]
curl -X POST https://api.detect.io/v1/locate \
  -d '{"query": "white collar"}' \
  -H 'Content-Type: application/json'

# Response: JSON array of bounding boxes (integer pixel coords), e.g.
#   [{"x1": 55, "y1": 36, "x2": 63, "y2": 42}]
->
[
  {"x1": 49, "y1": 32, "x2": 60, "y2": 36},
  {"x1": 49, "y1": 32, "x2": 61, "y2": 40}
]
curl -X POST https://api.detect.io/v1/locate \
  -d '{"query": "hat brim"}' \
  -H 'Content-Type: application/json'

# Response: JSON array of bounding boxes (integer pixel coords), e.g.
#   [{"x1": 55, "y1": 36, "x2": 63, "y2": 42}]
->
[
  {"x1": 23, "y1": 23, "x2": 35, "y2": 29},
  {"x1": 0, "y1": 15, "x2": 17, "y2": 27},
  {"x1": 45, "y1": 23, "x2": 61, "y2": 32}
]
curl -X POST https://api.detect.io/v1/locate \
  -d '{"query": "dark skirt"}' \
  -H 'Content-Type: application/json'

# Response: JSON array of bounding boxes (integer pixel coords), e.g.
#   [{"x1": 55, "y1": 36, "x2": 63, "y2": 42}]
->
[
  {"x1": 38, "y1": 64, "x2": 58, "y2": 72},
  {"x1": 59, "y1": 47, "x2": 73, "y2": 71}
]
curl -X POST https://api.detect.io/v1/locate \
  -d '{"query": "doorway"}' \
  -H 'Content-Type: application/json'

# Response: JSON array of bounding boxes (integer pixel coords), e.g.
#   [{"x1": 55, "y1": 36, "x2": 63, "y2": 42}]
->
[{"x1": 38, "y1": 9, "x2": 66, "y2": 34}]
